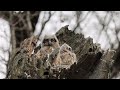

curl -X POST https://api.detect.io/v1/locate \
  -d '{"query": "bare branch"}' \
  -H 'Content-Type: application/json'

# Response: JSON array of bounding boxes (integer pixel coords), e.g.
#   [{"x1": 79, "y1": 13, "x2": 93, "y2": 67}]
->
[
  {"x1": 94, "y1": 11, "x2": 113, "y2": 44},
  {"x1": 38, "y1": 11, "x2": 53, "y2": 37},
  {"x1": 26, "y1": 11, "x2": 33, "y2": 36},
  {"x1": 73, "y1": 11, "x2": 91, "y2": 32}
]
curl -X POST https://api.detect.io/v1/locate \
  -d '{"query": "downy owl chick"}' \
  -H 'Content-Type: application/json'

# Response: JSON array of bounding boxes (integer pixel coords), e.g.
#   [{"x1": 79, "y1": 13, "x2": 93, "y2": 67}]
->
[
  {"x1": 51, "y1": 43, "x2": 77, "y2": 69},
  {"x1": 20, "y1": 35, "x2": 39, "y2": 56},
  {"x1": 41, "y1": 34, "x2": 60, "y2": 54}
]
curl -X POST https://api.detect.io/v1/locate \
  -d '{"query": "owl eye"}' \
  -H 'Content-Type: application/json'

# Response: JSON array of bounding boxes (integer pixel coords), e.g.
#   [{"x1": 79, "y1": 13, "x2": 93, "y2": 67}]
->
[
  {"x1": 51, "y1": 38, "x2": 56, "y2": 42},
  {"x1": 43, "y1": 39, "x2": 49, "y2": 43},
  {"x1": 68, "y1": 47, "x2": 72, "y2": 51},
  {"x1": 32, "y1": 42, "x2": 36, "y2": 46}
]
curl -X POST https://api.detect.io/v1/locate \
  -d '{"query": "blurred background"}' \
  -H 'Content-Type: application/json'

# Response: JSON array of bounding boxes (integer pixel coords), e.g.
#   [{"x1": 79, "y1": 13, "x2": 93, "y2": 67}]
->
[{"x1": 0, "y1": 11, "x2": 120, "y2": 79}]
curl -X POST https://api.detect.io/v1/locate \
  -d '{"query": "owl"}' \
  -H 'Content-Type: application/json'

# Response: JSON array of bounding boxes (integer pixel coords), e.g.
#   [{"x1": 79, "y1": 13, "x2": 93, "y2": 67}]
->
[
  {"x1": 59, "y1": 43, "x2": 77, "y2": 68},
  {"x1": 41, "y1": 34, "x2": 60, "y2": 54},
  {"x1": 50, "y1": 43, "x2": 77, "y2": 69},
  {"x1": 20, "y1": 35, "x2": 39, "y2": 56},
  {"x1": 6, "y1": 35, "x2": 39, "y2": 79}
]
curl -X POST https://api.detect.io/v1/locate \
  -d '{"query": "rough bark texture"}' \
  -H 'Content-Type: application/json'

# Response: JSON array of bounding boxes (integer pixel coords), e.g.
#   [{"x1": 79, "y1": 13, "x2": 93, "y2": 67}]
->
[{"x1": 6, "y1": 25, "x2": 116, "y2": 79}]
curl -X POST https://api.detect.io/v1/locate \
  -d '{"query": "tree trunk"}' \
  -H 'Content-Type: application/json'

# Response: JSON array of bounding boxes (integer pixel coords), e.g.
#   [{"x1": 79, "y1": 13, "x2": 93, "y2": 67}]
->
[{"x1": 6, "y1": 25, "x2": 116, "y2": 79}]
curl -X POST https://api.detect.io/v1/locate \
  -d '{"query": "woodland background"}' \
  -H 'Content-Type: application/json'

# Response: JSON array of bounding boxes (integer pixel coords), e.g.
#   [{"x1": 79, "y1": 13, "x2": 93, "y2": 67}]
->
[{"x1": 0, "y1": 11, "x2": 120, "y2": 79}]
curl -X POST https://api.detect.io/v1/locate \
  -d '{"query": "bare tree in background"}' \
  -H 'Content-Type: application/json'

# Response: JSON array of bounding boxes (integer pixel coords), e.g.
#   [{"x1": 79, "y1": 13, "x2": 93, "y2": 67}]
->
[{"x1": 0, "y1": 11, "x2": 40, "y2": 78}]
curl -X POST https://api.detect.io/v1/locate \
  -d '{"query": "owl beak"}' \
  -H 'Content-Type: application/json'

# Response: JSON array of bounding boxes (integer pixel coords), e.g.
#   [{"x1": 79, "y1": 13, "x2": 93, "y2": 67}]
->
[{"x1": 48, "y1": 40, "x2": 52, "y2": 46}]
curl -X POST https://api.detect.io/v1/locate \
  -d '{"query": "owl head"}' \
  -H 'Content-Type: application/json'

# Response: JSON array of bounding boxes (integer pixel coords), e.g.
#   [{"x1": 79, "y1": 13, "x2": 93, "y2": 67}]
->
[
  {"x1": 42, "y1": 34, "x2": 60, "y2": 49},
  {"x1": 20, "y1": 35, "x2": 39, "y2": 56}
]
